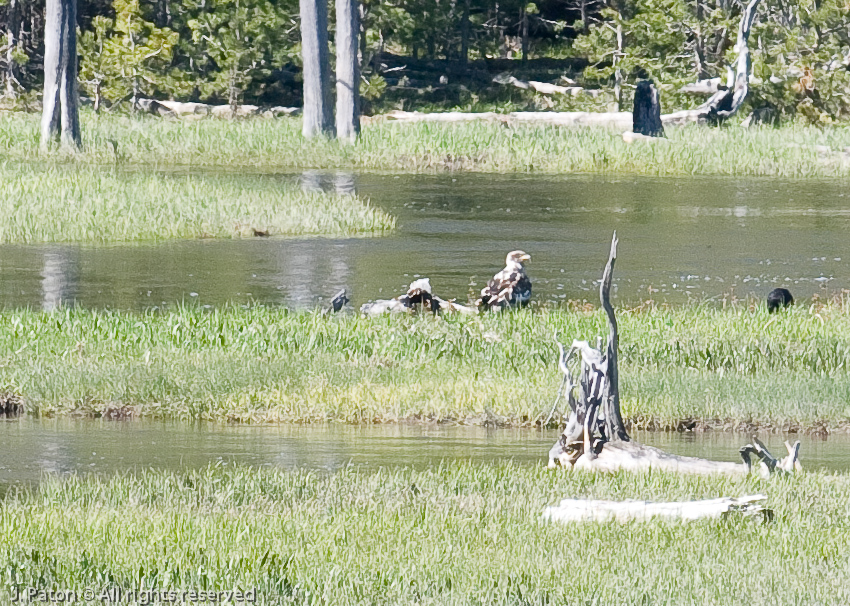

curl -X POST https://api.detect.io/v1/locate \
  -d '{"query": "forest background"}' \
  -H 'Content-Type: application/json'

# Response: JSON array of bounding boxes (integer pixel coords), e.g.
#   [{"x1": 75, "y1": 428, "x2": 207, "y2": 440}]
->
[{"x1": 1, "y1": 0, "x2": 848, "y2": 123}]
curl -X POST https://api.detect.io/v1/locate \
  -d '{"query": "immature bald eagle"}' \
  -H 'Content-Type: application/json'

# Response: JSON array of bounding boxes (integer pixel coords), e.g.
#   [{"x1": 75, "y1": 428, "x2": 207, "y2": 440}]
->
[{"x1": 477, "y1": 250, "x2": 532, "y2": 311}]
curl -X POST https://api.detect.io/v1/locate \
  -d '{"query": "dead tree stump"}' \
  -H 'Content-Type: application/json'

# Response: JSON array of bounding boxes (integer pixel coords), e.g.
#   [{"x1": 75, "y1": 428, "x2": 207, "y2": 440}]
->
[
  {"x1": 633, "y1": 80, "x2": 664, "y2": 137},
  {"x1": 547, "y1": 233, "x2": 802, "y2": 476}
]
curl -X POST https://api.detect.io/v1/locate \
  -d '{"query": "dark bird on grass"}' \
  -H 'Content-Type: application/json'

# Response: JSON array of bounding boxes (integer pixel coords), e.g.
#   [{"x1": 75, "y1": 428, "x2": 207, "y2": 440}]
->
[
  {"x1": 767, "y1": 287, "x2": 794, "y2": 313},
  {"x1": 324, "y1": 289, "x2": 350, "y2": 314},
  {"x1": 477, "y1": 250, "x2": 532, "y2": 311}
]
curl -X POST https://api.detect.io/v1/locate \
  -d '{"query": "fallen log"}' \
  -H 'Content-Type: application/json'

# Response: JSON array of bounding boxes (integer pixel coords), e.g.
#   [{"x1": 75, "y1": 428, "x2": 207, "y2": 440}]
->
[
  {"x1": 543, "y1": 494, "x2": 768, "y2": 523},
  {"x1": 493, "y1": 73, "x2": 584, "y2": 96},
  {"x1": 384, "y1": 109, "x2": 633, "y2": 129},
  {"x1": 546, "y1": 232, "x2": 802, "y2": 476}
]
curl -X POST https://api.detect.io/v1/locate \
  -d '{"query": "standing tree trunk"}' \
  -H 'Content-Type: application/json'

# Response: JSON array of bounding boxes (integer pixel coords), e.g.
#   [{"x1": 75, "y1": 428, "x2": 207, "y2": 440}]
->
[
  {"x1": 520, "y1": 4, "x2": 528, "y2": 63},
  {"x1": 300, "y1": 0, "x2": 334, "y2": 138},
  {"x1": 335, "y1": 0, "x2": 360, "y2": 143},
  {"x1": 459, "y1": 0, "x2": 470, "y2": 69},
  {"x1": 613, "y1": 22, "x2": 624, "y2": 111},
  {"x1": 4, "y1": 0, "x2": 20, "y2": 98},
  {"x1": 41, "y1": 0, "x2": 81, "y2": 151}
]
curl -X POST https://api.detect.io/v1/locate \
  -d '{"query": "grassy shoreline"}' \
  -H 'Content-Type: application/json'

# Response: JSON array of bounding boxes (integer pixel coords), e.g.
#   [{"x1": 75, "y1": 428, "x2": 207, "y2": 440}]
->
[
  {"x1": 2, "y1": 112, "x2": 850, "y2": 178},
  {"x1": 3, "y1": 303, "x2": 850, "y2": 431},
  {"x1": 2, "y1": 462, "x2": 849, "y2": 605}
]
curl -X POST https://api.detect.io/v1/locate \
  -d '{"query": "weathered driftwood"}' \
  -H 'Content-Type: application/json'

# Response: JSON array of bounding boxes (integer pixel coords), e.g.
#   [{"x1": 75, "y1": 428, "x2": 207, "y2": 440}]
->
[
  {"x1": 493, "y1": 73, "x2": 584, "y2": 96},
  {"x1": 547, "y1": 233, "x2": 802, "y2": 476},
  {"x1": 741, "y1": 437, "x2": 802, "y2": 477},
  {"x1": 543, "y1": 494, "x2": 768, "y2": 523},
  {"x1": 360, "y1": 278, "x2": 476, "y2": 316},
  {"x1": 384, "y1": 110, "x2": 633, "y2": 130},
  {"x1": 678, "y1": 78, "x2": 722, "y2": 95},
  {"x1": 663, "y1": 0, "x2": 763, "y2": 126}
]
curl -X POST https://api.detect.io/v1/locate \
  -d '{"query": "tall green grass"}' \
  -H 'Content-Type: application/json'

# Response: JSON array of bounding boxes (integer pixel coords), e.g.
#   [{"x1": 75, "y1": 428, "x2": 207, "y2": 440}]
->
[
  {"x1": 2, "y1": 462, "x2": 848, "y2": 605},
  {"x1": 3, "y1": 303, "x2": 850, "y2": 429},
  {"x1": 0, "y1": 162, "x2": 394, "y2": 243},
  {"x1": 1, "y1": 112, "x2": 849, "y2": 177}
]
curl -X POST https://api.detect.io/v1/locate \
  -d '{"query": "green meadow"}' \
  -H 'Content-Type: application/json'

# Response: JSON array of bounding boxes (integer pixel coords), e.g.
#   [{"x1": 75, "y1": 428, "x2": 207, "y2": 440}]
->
[
  {"x1": 2, "y1": 303, "x2": 849, "y2": 430},
  {"x1": 2, "y1": 462, "x2": 848, "y2": 605},
  {"x1": 1, "y1": 112, "x2": 849, "y2": 178}
]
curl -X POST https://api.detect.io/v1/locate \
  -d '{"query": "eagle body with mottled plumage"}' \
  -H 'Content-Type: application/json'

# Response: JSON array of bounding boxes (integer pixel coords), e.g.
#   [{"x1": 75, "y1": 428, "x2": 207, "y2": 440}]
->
[{"x1": 477, "y1": 251, "x2": 532, "y2": 311}]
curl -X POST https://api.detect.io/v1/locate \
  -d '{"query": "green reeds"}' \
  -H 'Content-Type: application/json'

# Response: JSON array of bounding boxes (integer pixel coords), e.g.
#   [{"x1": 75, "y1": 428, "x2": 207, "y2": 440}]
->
[
  {"x1": 1, "y1": 111, "x2": 848, "y2": 177},
  {"x1": 2, "y1": 303, "x2": 850, "y2": 429},
  {"x1": 2, "y1": 462, "x2": 849, "y2": 604},
  {"x1": 0, "y1": 163, "x2": 394, "y2": 243}
]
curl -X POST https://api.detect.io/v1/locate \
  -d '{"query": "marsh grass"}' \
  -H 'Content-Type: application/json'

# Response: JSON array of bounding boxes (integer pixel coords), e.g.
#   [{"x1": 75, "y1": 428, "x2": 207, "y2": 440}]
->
[
  {"x1": 1, "y1": 112, "x2": 849, "y2": 177},
  {"x1": 2, "y1": 462, "x2": 849, "y2": 605},
  {"x1": 3, "y1": 302, "x2": 850, "y2": 428},
  {"x1": 0, "y1": 162, "x2": 394, "y2": 244}
]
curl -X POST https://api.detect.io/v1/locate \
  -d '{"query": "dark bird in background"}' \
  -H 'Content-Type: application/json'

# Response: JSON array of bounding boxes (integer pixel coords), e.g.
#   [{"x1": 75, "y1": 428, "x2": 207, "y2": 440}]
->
[
  {"x1": 477, "y1": 250, "x2": 532, "y2": 311},
  {"x1": 767, "y1": 287, "x2": 794, "y2": 313}
]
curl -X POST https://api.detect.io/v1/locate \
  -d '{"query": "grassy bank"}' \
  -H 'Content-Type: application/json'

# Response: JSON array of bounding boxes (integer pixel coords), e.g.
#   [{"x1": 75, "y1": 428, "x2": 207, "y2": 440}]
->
[
  {"x1": 2, "y1": 462, "x2": 848, "y2": 605},
  {"x1": 3, "y1": 303, "x2": 850, "y2": 430},
  {"x1": 1, "y1": 112, "x2": 850, "y2": 177},
  {"x1": 0, "y1": 162, "x2": 394, "y2": 244}
]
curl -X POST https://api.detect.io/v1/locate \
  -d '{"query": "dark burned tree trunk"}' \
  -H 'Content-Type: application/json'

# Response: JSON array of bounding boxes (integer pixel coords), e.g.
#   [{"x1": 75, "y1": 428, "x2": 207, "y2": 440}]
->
[
  {"x1": 335, "y1": 0, "x2": 360, "y2": 143},
  {"x1": 300, "y1": 0, "x2": 334, "y2": 138},
  {"x1": 41, "y1": 0, "x2": 81, "y2": 151},
  {"x1": 459, "y1": 0, "x2": 470, "y2": 69},
  {"x1": 520, "y1": 4, "x2": 528, "y2": 64},
  {"x1": 632, "y1": 79, "x2": 664, "y2": 137}
]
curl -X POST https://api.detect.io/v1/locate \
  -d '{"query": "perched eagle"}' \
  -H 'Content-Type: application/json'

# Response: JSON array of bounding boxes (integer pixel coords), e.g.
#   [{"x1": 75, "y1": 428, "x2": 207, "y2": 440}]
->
[{"x1": 477, "y1": 250, "x2": 532, "y2": 311}]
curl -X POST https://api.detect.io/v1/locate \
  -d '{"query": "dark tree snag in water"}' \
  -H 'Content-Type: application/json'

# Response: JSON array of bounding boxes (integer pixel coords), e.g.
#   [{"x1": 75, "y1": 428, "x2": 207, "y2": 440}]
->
[
  {"x1": 632, "y1": 80, "x2": 664, "y2": 137},
  {"x1": 41, "y1": 0, "x2": 81, "y2": 151},
  {"x1": 335, "y1": 0, "x2": 361, "y2": 143},
  {"x1": 299, "y1": 0, "x2": 334, "y2": 138},
  {"x1": 548, "y1": 233, "x2": 802, "y2": 476}
]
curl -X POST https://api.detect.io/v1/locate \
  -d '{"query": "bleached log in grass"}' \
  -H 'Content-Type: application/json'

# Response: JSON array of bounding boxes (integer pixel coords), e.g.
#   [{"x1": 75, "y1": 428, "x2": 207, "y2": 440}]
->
[
  {"x1": 543, "y1": 494, "x2": 768, "y2": 523},
  {"x1": 385, "y1": 110, "x2": 632, "y2": 130},
  {"x1": 493, "y1": 74, "x2": 584, "y2": 96}
]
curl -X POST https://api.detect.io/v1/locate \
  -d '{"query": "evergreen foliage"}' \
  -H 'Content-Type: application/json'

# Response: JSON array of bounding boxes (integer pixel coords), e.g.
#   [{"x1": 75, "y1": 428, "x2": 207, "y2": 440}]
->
[{"x1": 0, "y1": 0, "x2": 848, "y2": 120}]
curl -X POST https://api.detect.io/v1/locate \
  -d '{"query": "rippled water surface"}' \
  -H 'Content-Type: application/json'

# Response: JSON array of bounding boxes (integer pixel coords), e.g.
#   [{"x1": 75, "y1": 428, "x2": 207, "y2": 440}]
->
[{"x1": 1, "y1": 172, "x2": 848, "y2": 310}]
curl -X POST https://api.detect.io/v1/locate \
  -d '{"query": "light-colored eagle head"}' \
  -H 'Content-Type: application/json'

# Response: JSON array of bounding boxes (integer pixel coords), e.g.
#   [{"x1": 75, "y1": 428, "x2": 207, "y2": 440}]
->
[{"x1": 505, "y1": 250, "x2": 531, "y2": 270}]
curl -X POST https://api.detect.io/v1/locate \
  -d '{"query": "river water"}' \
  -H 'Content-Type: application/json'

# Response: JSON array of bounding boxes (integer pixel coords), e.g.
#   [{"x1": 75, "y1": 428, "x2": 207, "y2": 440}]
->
[
  {"x1": 0, "y1": 419, "x2": 846, "y2": 489},
  {"x1": 1, "y1": 172, "x2": 848, "y2": 311},
  {"x1": 2, "y1": 172, "x2": 849, "y2": 481}
]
